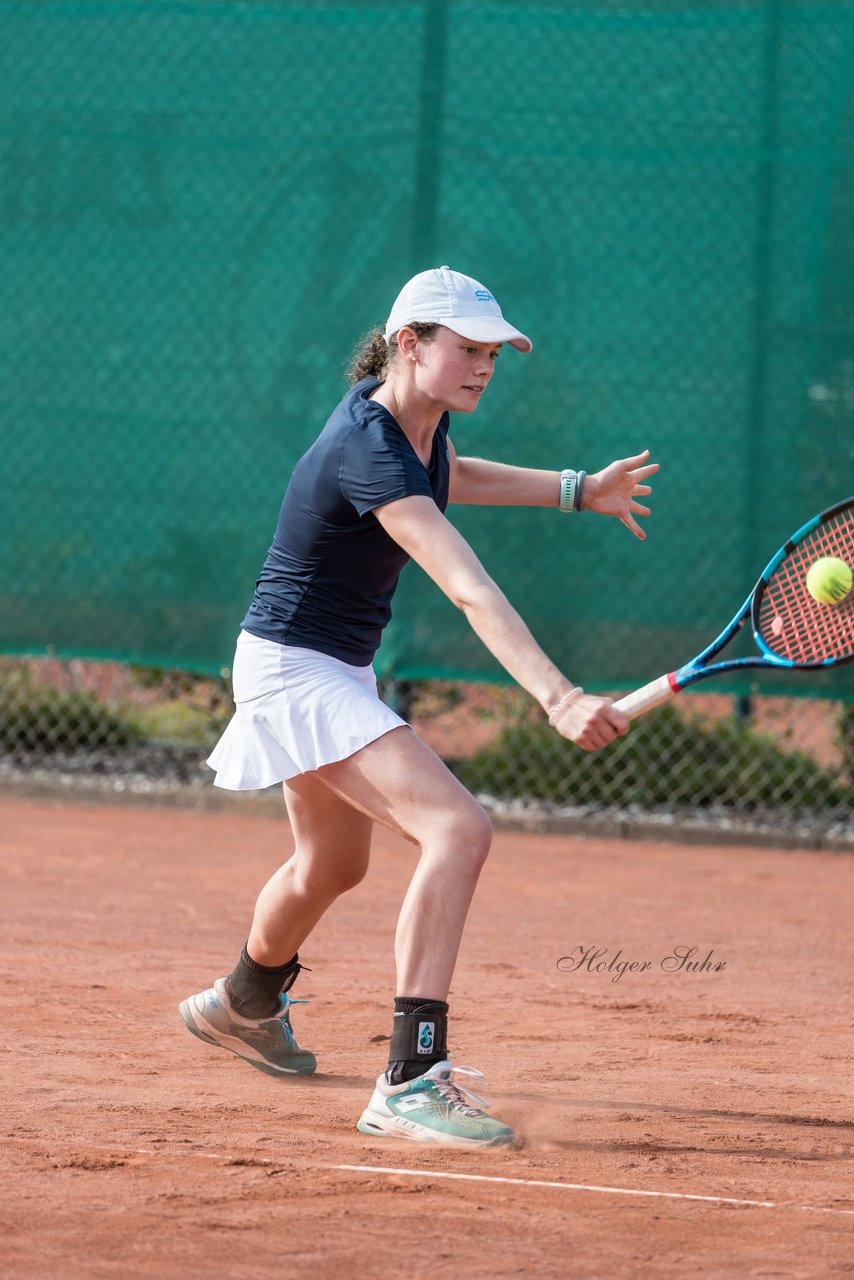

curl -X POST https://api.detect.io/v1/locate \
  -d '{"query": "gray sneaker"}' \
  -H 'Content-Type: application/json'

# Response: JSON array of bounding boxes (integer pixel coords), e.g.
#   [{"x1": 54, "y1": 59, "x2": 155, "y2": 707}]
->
[{"x1": 179, "y1": 977, "x2": 317, "y2": 1077}]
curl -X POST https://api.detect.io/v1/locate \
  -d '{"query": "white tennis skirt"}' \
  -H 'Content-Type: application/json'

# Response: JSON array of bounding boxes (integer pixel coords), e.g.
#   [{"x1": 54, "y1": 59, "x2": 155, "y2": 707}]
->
[{"x1": 207, "y1": 630, "x2": 407, "y2": 790}]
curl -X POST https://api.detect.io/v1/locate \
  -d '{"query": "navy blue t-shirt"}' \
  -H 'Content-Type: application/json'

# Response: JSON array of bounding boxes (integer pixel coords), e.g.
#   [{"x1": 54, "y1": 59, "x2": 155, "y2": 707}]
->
[{"x1": 241, "y1": 377, "x2": 451, "y2": 665}]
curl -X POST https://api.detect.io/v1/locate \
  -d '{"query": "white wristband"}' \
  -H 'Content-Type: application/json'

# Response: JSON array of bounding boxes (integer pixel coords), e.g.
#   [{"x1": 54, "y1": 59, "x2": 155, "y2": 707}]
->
[
  {"x1": 558, "y1": 470, "x2": 578, "y2": 512},
  {"x1": 547, "y1": 686, "x2": 585, "y2": 725}
]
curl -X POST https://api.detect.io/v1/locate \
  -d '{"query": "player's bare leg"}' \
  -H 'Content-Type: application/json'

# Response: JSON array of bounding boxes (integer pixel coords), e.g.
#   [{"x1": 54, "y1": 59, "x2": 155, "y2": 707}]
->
[
  {"x1": 314, "y1": 726, "x2": 513, "y2": 1146},
  {"x1": 181, "y1": 726, "x2": 512, "y2": 1142},
  {"x1": 179, "y1": 778, "x2": 374, "y2": 1077},
  {"x1": 246, "y1": 775, "x2": 374, "y2": 965},
  {"x1": 219, "y1": 727, "x2": 486, "y2": 998},
  {"x1": 315, "y1": 725, "x2": 492, "y2": 999}
]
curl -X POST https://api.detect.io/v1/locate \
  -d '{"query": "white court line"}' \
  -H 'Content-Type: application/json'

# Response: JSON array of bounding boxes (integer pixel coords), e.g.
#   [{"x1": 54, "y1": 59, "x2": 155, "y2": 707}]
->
[
  {"x1": 330, "y1": 1164, "x2": 854, "y2": 1217},
  {"x1": 12, "y1": 1138, "x2": 853, "y2": 1218}
]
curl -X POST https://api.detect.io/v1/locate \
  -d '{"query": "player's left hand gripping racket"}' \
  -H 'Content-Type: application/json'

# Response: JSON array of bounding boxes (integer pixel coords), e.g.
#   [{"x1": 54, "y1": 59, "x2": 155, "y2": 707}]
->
[{"x1": 614, "y1": 496, "x2": 854, "y2": 721}]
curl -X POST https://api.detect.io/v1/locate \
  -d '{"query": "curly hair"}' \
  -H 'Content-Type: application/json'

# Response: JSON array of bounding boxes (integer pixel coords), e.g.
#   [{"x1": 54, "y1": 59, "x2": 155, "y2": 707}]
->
[{"x1": 346, "y1": 322, "x2": 441, "y2": 385}]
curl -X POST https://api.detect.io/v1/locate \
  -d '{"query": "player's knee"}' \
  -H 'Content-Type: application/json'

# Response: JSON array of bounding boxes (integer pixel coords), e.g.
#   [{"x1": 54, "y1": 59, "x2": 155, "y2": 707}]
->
[
  {"x1": 470, "y1": 803, "x2": 493, "y2": 869},
  {"x1": 328, "y1": 857, "x2": 370, "y2": 895},
  {"x1": 443, "y1": 799, "x2": 493, "y2": 872},
  {"x1": 296, "y1": 850, "x2": 369, "y2": 898}
]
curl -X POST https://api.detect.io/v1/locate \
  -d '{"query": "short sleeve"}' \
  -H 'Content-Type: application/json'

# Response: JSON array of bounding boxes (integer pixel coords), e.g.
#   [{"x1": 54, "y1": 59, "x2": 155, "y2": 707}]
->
[{"x1": 340, "y1": 418, "x2": 433, "y2": 517}]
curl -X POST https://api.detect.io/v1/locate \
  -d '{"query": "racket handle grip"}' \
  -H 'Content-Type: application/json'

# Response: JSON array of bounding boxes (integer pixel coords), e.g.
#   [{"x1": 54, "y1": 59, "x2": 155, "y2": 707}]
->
[{"x1": 613, "y1": 674, "x2": 677, "y2": 722}]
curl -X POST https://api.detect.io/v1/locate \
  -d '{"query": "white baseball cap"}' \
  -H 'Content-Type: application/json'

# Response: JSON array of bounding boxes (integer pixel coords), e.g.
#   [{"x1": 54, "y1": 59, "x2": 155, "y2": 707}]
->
[{"x1": 384, "y1": 265, "x2": 532, "y2": 353}]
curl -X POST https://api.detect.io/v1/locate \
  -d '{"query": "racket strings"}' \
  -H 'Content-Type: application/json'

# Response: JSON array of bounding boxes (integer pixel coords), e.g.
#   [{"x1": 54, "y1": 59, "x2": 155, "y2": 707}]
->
[{"x1": 758, "y1": 511, "x2": 854, "y2": 663}]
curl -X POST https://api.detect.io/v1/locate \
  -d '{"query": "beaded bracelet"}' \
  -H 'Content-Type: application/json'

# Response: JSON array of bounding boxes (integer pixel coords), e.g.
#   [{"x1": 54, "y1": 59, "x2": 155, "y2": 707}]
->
[{"x1": 547, "y1": 686, "x2": 585, "y2": 726}]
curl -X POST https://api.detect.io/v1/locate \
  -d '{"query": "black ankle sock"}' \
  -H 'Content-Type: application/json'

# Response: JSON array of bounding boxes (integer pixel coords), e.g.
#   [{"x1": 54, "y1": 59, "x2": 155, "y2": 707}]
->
[
  {"x1": 386, "y1": 997, "x2": 449, "y2": 1085},
  {"x1": 225, "y1": 944, "x2": 304, "y2": 1018}
]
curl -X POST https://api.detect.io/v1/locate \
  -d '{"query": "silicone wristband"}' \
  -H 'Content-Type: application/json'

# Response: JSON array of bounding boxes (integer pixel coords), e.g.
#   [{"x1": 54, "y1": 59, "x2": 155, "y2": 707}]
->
[
  {"x1": 575, "y1": 470, "x2": 587, "y2": 512},
  {"x1": 558, "y1": 470, "x2": 578, "y2": 513}
]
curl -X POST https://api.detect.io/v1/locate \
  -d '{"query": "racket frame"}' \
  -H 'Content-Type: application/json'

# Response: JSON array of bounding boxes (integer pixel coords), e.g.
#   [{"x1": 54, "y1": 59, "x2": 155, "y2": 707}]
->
[{"x1": 613, "y1": 498, "x2": 854, "y2": 721}]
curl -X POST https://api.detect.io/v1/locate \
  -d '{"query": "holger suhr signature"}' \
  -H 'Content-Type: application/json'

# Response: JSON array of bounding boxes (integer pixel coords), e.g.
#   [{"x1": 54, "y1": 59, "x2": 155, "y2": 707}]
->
[{"x1": 557, "y1": 945, "x2": 726, "y2": 983}]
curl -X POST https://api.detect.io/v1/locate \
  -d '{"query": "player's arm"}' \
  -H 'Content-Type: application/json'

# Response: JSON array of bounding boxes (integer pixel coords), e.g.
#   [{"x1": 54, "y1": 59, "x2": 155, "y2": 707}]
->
[
  {"x1": 373, "y1": 494, "x2": 628, "y2": 752},
  {"x1": 448, "y1": 439, "x2": 659, "y2": 540}
]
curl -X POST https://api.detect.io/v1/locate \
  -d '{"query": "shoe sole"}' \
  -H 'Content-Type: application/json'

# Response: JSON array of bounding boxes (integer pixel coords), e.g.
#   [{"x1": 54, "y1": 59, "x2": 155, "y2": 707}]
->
[
  {"x1": 356, "y1": 1110, "x2": 514, "y2": 1148},
  {"x1": 178, "y1": 999, "x2": 317, "y2": 1077}
]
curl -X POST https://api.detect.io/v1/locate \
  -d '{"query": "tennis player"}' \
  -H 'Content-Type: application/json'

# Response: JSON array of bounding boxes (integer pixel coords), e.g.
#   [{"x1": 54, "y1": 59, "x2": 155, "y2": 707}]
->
[{"x1": 179, "y1": 266, "x2": 657, "y2": 1148}]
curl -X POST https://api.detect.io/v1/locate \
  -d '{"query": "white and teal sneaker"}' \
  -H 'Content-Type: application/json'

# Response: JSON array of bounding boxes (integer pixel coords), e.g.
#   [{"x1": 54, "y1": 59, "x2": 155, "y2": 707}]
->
[
  {"x1": 178, "y1": 977, "x2": 316, "y2": 1077},
  {"x1": 356, "y1": 1061, "x2": 514, "y2": 1147}
]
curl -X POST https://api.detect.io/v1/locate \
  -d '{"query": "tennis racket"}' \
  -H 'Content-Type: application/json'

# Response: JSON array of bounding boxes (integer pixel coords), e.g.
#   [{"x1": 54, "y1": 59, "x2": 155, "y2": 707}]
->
[{"x1": 613, "y1": 496, "x2": 854, "y2": 721}]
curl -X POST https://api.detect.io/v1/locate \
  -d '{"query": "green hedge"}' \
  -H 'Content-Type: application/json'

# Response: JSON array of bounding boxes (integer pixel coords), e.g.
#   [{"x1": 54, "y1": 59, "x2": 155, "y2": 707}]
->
[
  {"x1": 0, "y1": 664, "x2": 141, "y2": 752},
  {"x1": 454, "y1": 705, "x2": 849, "y2": 810}
]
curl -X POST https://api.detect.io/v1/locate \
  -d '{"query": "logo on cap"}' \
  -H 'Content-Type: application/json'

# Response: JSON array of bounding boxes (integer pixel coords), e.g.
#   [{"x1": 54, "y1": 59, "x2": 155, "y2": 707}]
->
[{"x1": 474, "y1": 290, "x2": 495, "y2": 302}]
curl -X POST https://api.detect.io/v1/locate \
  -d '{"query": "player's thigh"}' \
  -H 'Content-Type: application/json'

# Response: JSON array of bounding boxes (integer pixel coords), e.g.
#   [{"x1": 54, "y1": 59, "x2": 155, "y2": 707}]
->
[
  {"x1": 315, "y1": 725, "x2": 492, "y2": 852},
  {"x1": 283, "y1": 771, "x2": 374, "y2": 885}
]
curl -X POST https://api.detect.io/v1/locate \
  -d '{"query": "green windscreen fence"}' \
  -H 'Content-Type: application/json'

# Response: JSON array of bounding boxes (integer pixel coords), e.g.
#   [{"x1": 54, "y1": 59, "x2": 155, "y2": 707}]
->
[{"x1": 3, "y1": 0, "x2": 854, "y2": 695}]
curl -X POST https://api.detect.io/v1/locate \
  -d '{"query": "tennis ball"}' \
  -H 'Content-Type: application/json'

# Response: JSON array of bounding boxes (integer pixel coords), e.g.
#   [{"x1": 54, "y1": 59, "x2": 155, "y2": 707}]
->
[{"x1": 805, "y1": 556, "x2": 852, "y2": 605}]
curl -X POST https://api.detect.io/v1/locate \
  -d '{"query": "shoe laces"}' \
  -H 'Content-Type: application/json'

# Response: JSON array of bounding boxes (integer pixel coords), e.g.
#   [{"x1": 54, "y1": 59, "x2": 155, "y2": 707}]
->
[
  {"x1": 274, "y1": 996, "x2": 309, "y2": 1044},
  {"x1": 278, "y1": 995, "x2": 309, "y2": 1018},
  {"x1": 428, "y1": 1064, "x2": 490, "y2": 1116}
]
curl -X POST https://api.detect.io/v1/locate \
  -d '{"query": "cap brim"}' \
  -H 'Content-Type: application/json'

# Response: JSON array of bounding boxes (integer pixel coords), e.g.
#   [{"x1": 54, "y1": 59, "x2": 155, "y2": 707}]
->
[{"x1": 442, "y1": 317, "x2": 533, "y2": 353}]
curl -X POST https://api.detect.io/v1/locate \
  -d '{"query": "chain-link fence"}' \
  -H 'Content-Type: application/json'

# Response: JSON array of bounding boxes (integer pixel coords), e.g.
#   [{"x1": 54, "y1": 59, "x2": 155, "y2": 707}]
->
[
  {"x1": 2, "y1": 656, "x2": 851, "y2": 843},
  {"x1": 2, "y1": 2, "x2": 854, "y2": 839}
]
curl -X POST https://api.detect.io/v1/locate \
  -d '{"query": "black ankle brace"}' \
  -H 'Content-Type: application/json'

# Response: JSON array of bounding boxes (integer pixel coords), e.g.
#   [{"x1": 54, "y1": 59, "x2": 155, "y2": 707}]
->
[
  {"x1": 386, "y1": 997, "x2": 449, "y2": 1083},
  {"x1": 226, "y1": 945, "x2": 309, "y2": 1018}
]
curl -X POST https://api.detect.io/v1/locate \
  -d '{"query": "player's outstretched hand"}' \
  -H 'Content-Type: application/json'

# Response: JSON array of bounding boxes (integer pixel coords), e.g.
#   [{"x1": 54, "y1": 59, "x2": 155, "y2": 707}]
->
[
  {"x1": 551, "y1": 694, "x2": 630, "y2": 752},
  {"x1": 584, "y1": 449, "x2": 659, "y2": 540}
]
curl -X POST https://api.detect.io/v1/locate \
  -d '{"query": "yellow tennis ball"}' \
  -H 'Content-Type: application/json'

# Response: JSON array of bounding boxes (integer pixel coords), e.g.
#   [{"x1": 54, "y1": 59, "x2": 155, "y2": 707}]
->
[{"x1": 805, "y1": 556, "x2": 852, "y2": 605}]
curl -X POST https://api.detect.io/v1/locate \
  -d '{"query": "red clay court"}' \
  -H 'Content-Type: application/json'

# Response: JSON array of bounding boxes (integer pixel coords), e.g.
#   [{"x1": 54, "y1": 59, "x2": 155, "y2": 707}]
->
[{"x1": 2, "y1": 795, "x2": 853, "y2": 1278}]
